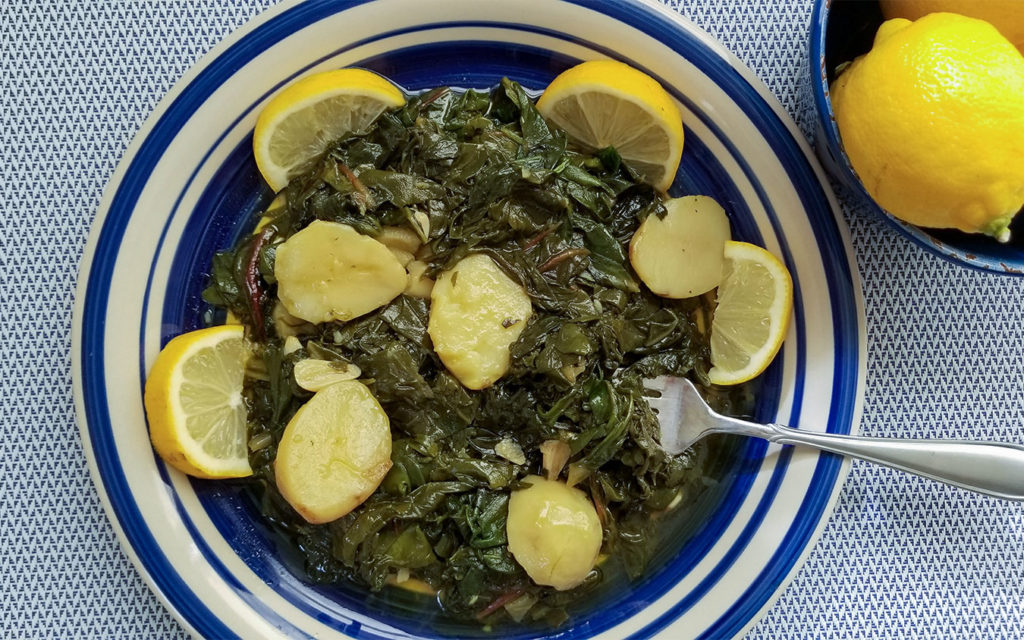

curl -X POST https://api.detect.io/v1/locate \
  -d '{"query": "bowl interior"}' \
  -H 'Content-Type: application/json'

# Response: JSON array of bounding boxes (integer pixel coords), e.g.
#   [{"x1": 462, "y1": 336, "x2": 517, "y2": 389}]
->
[
  {"x1": 159, "y1": 41, "x2": 778, "y2": 639},
  {"x1": 812, "y1": 0, "x2": 1024, "y2": 274}
]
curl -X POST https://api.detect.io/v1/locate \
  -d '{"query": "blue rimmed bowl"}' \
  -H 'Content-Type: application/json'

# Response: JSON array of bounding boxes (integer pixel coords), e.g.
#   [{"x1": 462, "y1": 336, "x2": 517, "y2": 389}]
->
[
  {"x1": 72, "y1": 0, "x2": 865, "y2": 638},
  {"x1": 809, "y1": 0, "x2": 1024, "y2": 275}
]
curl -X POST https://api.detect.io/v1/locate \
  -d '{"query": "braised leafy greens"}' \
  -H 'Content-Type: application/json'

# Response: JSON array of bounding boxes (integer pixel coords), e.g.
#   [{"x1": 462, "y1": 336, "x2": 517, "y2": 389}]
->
[{"x1": 203, "y1": 79, "x2": 755, "y2": 627}]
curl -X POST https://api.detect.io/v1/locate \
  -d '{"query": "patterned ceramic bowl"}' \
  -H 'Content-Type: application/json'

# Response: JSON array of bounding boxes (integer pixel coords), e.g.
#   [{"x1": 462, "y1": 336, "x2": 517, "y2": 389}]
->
[
  {"x1": 809, "y1": 0, "x2": 1024, "y2": 275},
  {"x1": 73, "y1": 0, "x2": 865, "y2": 638}
]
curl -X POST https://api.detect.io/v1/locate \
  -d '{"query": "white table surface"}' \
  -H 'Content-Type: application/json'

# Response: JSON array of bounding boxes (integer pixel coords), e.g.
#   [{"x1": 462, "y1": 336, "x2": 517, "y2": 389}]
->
[{"x1": 2, "y1": 0, "x2": 1023, "y2": 638}]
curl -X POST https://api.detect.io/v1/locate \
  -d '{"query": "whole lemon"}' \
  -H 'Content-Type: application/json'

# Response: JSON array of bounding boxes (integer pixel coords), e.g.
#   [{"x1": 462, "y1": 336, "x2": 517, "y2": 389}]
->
[
  {"x1": 880, "y1": 0, "x2": 1024, "y2": 51},
  {"x1": 831, "y1": 13, "x2": 1024, "y2": 239}
]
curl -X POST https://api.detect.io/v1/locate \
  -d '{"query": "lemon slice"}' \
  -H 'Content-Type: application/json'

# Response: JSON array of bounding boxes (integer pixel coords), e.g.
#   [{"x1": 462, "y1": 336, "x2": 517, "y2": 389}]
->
[
  {"x1": 536, "y1": 60, "x2": 684, "y2": 191},
  {"x1": 708, "y1": 242, "x2": 793, "y2": 386},
  {"x1": 253, "y1": 68, "x2": 406, "y2": 192},
  {"x1": 143, "y1": 325, "x2": 252, "y2": 478}
]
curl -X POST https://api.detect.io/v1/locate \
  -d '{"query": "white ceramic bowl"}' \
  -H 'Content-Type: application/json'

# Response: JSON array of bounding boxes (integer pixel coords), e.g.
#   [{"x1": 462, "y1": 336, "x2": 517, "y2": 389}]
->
[{"x1": 73, "y1": 0, "x2": 865, "y2": 637}]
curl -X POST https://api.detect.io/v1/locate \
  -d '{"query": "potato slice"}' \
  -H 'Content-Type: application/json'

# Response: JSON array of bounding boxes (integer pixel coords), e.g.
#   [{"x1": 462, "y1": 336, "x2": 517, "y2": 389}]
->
[
  {"x1": 427, "y1": 254, "x2": 532, "y2": 389},
  {"x1": 275, "y1": 381, "x2": 392, "y2": 524},
  {"x1": 274, "y1": 220, "x2": 407, "y2": 323},
  {"x1": 629, "y1": 195, "x2": 731, "y2": 298},
  {"x1": 506, "y1": 475, "x2": 602, "y2": 590}
]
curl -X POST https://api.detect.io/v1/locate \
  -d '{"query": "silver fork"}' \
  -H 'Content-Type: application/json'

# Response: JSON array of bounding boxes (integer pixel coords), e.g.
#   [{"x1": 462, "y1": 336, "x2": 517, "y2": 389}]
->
[{"x1": 647, "y1": 376, "x2": 1024, "y2": 501}]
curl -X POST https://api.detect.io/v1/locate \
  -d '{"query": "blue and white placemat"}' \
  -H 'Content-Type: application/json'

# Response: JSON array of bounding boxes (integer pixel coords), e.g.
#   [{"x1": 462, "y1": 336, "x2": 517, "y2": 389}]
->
[{"x1": 2, "y1": 0, "x2": 1022, "y2": 637}]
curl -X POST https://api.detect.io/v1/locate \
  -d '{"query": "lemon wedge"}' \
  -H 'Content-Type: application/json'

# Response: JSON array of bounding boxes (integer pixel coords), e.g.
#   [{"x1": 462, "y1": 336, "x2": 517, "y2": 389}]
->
[
  {"x1": 708, "y1": 242, "x2": 793, "y2": 386},
  {"x1": 143, "y1": 325, "x2": 252, "y2": 478},
  {"x1": 536, "y1": 60, "x2": 684, "y2": 191},
  {"x1": 253, "y1": 68, "x2": 406, "y2": 192}
]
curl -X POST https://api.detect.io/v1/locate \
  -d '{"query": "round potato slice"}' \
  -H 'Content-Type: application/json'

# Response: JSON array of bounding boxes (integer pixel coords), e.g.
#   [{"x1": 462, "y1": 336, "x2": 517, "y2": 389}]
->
[
  {"x1": 275, "y1": 380, "x2": 392, "y2": 524},
  {"x1": 506, "y1": 475, "x2": 603, "y2": 590},
  {"x1": 629, "y1": 195, "x2": 732, "y2": 298},
  {"x1": 427, "y1": 254, "x2": 532, "y2": 390},
  {"x1": 274, "y1": 220, "x2": 407, "y2": 323}
]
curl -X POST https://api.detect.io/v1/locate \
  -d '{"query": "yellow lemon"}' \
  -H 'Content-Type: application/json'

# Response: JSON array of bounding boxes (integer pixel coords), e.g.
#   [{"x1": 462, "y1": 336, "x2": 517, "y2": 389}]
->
[
  {"x1": 253, "y1": 69, "x2": 406, "y2": 192},
  {"x1": 880, "y1": 0, "x2": 1024, "y2": 51},
  {"x1": 537, "y1": 60, "x2": 684, "y2": 191},
  {"x1": 831, "y1": 13, "x2": 1024, "y2": 239},
  {"x1": 143, "y1": 325, "x2": 252, "y2": 478},
  {"x1": 708, "y1": 242, "x2": 793, "y2": 386}
]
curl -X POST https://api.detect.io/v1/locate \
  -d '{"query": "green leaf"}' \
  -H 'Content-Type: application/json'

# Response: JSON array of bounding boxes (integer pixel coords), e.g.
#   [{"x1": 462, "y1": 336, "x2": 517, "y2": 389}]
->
[
  {"x1": 385, "y1": 525, "x2": 437, "y2": 569},
  {"x1": 356, "y1": 168, "x2": 446, "y2": 208},
  {"x1": 584, "y1": 225, "x2": 640, "y2": 292}
]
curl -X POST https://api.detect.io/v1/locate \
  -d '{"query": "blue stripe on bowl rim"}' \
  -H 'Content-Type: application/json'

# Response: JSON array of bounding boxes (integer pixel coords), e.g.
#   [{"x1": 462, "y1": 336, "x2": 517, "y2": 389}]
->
[{"x1": 75, "y1": 0, "x2": 863, "y2": 638}]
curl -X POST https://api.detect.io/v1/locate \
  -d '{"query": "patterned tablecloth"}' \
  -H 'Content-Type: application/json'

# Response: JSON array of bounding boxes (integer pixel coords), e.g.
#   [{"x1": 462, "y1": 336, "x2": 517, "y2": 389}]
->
[{"x1": 3, "y1": 0, "x2": 1023, "y2": 638}]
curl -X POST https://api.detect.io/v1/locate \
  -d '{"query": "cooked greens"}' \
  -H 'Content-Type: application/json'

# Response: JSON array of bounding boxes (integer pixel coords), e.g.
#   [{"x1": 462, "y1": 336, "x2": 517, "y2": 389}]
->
[{"x1": 203, "y1": 79, "x2": 754, "y2": 627}]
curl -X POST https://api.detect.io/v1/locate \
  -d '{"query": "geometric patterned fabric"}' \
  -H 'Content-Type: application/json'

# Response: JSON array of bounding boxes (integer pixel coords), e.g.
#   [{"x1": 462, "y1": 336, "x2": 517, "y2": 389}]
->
[{"x1": 2, "y1": 0, "x2": 1021, "y2": 637}]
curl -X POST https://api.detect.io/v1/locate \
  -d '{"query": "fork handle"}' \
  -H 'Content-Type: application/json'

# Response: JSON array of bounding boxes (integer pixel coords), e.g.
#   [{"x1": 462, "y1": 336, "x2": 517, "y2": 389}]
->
[{"x1": 759, "y1": 423, "x2": 1024, "y2": 501}]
